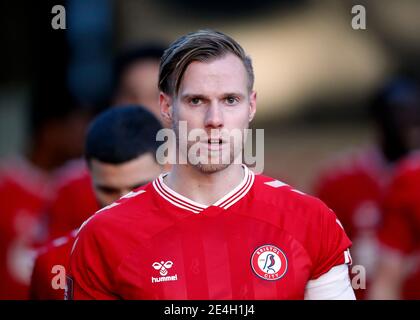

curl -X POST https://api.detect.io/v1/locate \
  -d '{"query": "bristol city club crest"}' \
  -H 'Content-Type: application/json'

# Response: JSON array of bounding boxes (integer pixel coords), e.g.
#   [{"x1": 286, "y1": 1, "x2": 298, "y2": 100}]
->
[{"x1": 251, "y1": 244, "x2": 288, "y2": 281}]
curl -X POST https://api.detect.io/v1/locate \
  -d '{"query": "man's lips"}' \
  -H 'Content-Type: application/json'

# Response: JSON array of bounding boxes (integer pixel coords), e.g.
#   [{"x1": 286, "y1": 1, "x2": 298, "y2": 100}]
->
[
  {"x1": 208, "y1": 138, "x2": 223, "y2": 144},
  {"x1": 199, "y1": 138, "x2": 228, "y2": 151}
]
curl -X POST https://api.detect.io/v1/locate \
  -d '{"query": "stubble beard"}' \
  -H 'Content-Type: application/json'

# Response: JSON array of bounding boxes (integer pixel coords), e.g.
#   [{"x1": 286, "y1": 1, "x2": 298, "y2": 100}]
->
[{"x1": 174, "y1": 123, "x2": 243, "y2": 174}]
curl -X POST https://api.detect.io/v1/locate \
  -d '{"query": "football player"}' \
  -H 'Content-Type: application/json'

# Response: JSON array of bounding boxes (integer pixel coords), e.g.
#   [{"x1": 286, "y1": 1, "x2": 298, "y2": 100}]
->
[{"x1": 69, "y1": 30, "x2": 355, "y2": 300}]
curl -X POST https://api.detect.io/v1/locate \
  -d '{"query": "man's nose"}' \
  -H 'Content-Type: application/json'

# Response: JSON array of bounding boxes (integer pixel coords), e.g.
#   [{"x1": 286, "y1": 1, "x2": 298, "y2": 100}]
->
[{"x1": 204, "y1": 102, "x2": 224, "y2": 128}]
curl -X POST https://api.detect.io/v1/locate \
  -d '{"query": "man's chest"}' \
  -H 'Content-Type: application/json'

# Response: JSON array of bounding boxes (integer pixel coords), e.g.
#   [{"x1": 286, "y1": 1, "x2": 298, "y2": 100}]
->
[{"x1": 114, "y1": 216, "x2": 313, "y2": 299}]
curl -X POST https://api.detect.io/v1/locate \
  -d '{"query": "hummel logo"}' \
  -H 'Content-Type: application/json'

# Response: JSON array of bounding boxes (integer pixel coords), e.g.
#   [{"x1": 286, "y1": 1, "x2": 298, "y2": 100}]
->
[
  {"x1": 151, "y1": 261, "x2": 178, "y2": 284},
  {"x1": 152, "y1": 261, "x2": 173, "y2": 276}
]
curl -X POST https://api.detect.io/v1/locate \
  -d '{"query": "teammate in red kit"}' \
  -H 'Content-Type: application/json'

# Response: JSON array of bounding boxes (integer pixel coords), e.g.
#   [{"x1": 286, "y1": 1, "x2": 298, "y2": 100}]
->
[
  {"x1": 0, "y1": 85, "x2": 92, "y2": 299},
  {"x1": 30, "y1": 231, "x2": 77, "y2": 300},
  {"x1": 30, "y1": 106, "x2": 163, "y2": 299},
  {"x1": 313, "y1": 78, "x2": 420, "y2": 299},
  {"x1": 0, "y1": 158, "x2": 52, "y2": 299},
  {"x1": 69, "y1": 30, "x2": 355, "y2": 300},
  {"x1": 370, "y1": 152, "x2": 420, "y2": 299}
]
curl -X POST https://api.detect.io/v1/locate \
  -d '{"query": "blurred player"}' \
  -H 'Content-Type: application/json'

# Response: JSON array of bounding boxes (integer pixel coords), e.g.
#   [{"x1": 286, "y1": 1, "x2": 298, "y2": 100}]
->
[
  {"x1": 112, "y1": 44, "x2": 166, "y2": 119},
  {"x1": 47, "y1": 44, "x2": 166, "y2": 239},
  {"x1": 369, "y1": 153, "x2": 420, "y2": 299},
  {"x1": 69, "y1": 30, "x2": 354, "y2": 300},
  {"x1": 313, "y1": 77, "x2": 420, "y2": 299},
  {"x1": 30, "y1": 106, "x2": 163, "y2": 299},
  {"x1": 0, "y1": 86, "x2": 91, "y2": 300},
  {"x1": 370, "y1": 82, "x2": 420, "y2": 299}
]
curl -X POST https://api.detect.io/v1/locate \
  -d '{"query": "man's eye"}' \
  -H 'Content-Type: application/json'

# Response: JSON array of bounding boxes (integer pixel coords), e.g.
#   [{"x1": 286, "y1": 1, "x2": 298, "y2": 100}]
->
[
  {"x1": 190, "y1": 98, "x2": 202, "y2": 105},
  {"x1": 225, "y1": 97, "x2": 238, "y2": 105}
]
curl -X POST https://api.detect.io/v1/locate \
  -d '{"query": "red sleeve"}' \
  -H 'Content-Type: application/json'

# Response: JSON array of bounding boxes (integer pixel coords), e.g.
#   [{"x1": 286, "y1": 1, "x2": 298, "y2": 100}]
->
[
  {"x1": 48, "y1": 173, "x2": 98, "y2": 240},
  {"x1": 378, "y1": 173, "x2": 418, "y2": 254},
  {"x1": 30, "y1": 250, "x2": 69, "y2": 300},
  {"x1": 68, "y1": 217, "x2": 118, "y2": 300},
  {"x1": 310, "y1": 202, "x2": 352, "y2": 280},
  {"x1": 30, "y1": 237, "x2": 75, "y2": 300},
  {"x1": 314, "y1": 174, "x2": 354, "y2": 239},
  {"x1": 30, "y1": 253, "x2": 51, "y2": 300}
]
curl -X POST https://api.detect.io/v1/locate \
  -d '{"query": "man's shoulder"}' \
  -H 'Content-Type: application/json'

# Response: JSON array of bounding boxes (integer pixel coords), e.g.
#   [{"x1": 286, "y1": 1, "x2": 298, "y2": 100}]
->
[
  {"x1": 76, "y1": 184, "x2": 154, "y2": 239},
  {"x1": 52, "y1": 159, "x2": 89, "y2": 188},
  {"x1": 253, "y1": 174, "x2": 328, "y2": 216},
  {"x1": 80, "y1": 188, "x2": 150, "y2": 229},
  {"x1": 36, "y1": 232, "x2": 76, "y2": 269},
  {"x1": 0, "y1": 156, "x2": 51, "y2": 197},
  {"x1": 388, "y1": 152, "x2": 420, "y2": 199},
  {"x1": 70, "y1": 184, "x2": 160, "y2": 269},
  {"x1": 314, "y1": 147, "x2": 385, "y2": 186},
  {"x1": 251, "y1": 174, "x2": 344, "y2": 249}
]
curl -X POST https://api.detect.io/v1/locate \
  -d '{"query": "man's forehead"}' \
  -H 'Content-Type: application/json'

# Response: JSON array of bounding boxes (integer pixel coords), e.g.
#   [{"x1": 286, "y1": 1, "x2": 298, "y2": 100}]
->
[
  {"x1": 178, "y1": 54, "x2": 248, "y2": 94},
  {"x1": 184, "y1": 54, "x2": 246, "y2": 76}
]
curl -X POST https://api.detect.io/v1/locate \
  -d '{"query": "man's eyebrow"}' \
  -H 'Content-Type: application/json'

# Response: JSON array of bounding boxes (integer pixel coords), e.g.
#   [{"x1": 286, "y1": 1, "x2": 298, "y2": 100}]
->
[
  {"x1": 222, "y1": 92, "x2": 246, "y2": 98},
  {"x1": 180, "y1": 93, "x2": 209, "y2": 100},
  {"x1": 181, "y1": 92, "x2": 246, "y2": 100}
]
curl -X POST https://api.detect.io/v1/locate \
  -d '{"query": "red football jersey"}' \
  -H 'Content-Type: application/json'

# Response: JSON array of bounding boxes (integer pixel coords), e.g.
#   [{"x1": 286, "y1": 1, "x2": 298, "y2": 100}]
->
[
  {"x1": 69, "y1": 166, "x2": 352, "y2": 300},
  {"x1": 378, "y1": 152, "x2": 420, "y2": 299},
  {"x1": 0, "y1": 157, "x2": 53, "y2": 299},
  {"x1": 48, "y1": 159, "x2": 99, "y2": 240},
  {"x1": 30, "y1": 230, "x2": 76, "y2": 300},
  {"x1": 314, "y1": 148, "x2": 391, "y2": 299},
  {"x1": 314, "y1": 148, "x2": 388, "y2": 239}
]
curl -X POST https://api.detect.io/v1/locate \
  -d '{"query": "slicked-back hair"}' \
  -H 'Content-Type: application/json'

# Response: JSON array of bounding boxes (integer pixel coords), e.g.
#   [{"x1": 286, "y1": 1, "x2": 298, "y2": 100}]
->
[
  {"x1": 159, "y1": 29, "x2": 254, "y2": 97},
  {"x1": 85, "y1": 105, "x2": 163, "y2": 165}
]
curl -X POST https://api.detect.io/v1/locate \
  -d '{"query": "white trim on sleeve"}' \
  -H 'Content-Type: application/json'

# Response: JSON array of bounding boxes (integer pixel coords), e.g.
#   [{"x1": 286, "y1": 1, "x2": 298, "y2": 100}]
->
[{"x1": 304, "y1": 264, "x2": 356, "y2": 300}]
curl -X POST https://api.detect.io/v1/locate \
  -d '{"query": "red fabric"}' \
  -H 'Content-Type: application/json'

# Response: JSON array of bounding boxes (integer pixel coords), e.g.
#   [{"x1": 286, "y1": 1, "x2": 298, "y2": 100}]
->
[
  {"x1": 48, "y1": 160, "x2": 99, "y2": 240},
  {"x1": 378, "y1": 153, "x2": 420, "y2": 299},
  {"x1": 30, "y1": 231, "x2": 76, "y2": 300},
  {"x1": 69, "y1": 172, "x2": 351, "y2": 300},
  {"x1": 314, "y1": 149, "x2": 390, "y2": 299},
  {"x1": 0, "y1": 158, "x2": 52, "y2": 299},
  {"x1": 314, "y1": 149, "x2": 388, "y2": 239}
]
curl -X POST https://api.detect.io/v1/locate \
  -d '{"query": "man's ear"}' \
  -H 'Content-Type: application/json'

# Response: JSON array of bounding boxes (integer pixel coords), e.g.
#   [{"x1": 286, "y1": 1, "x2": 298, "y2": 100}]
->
[
  {"x1": 249, "y1": 90, "x2": 257, "y2": 122},
  {"x1": 160, "y1": 92, "x2": 173, "y2": 124}
]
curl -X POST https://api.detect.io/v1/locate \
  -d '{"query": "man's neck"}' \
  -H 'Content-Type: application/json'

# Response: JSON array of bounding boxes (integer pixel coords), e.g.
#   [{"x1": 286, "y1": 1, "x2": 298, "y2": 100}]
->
[{"x1": 164, "y1": 164, "x2": 244, "y2": 206}]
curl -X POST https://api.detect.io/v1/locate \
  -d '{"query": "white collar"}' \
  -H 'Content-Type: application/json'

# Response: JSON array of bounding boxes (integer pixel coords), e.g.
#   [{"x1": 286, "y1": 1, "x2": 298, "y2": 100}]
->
[{"x1": 152, "y1": 164, "x2": 255, "y2": 214}]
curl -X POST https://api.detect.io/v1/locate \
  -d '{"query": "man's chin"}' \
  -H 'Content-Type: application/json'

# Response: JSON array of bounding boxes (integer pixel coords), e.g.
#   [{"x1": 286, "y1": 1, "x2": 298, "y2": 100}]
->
[{"x1": 194, "y1": 162, "x2": 230, "y2": 174}]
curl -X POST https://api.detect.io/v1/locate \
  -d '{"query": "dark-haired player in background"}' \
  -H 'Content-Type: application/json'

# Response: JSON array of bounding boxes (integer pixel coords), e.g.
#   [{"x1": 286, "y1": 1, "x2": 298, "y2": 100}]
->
[
  {"x1": 47, "y1": 44, "x2": 166, "y2": 240},
  {"x1": 30, "y1": 106, "x2": 163, "y2": 299},
  {"x1": 313, "y1": 78, "x2": 420, "y2": 299},
  {"x1": 69, "y1": 30, "x2": 354, "y2": 300}
]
